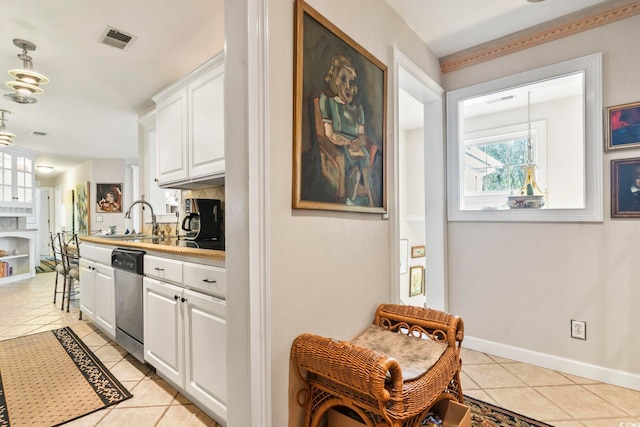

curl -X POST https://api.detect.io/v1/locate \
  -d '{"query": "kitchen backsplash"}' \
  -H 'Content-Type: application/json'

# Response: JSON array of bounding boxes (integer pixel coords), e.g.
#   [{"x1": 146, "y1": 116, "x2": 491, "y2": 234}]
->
[{"x1": 141, "y1": 185, "x2": 225, "y2": 236}]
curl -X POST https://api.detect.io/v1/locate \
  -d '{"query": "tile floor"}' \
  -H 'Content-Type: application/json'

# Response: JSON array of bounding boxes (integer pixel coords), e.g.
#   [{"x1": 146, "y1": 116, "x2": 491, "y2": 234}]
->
[
  {"x1": 461, "y1": 344, "x2": 640, "y2": 425},
  {"x1": 3, "y1": 272, "x2": 640, "y2": 426},
  {"x1": 0, "y1": 272, "x2": 221, "y2": 427}
]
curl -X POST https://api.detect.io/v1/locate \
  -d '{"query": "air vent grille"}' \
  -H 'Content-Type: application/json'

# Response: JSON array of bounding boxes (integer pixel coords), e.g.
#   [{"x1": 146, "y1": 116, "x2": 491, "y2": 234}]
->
[
  {"x1": 100, "y1": 26, "x2": 136, "y2": 50},
  {"x1": 30, "y1": 131, "x2": 47, "y2": 137}
]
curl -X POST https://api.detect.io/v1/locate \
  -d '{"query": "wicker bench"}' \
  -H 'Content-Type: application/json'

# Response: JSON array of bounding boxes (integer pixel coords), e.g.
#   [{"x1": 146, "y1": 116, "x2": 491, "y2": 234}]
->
[{"x1": 291, "y1": 304, "x2": 464, "y2": 427}]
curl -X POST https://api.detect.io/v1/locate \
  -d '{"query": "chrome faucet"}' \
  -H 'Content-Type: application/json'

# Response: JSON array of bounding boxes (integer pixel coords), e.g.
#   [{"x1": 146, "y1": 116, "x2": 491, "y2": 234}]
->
[{"x1": 125, "y1": 198, "x2": 158, "y2": 236}]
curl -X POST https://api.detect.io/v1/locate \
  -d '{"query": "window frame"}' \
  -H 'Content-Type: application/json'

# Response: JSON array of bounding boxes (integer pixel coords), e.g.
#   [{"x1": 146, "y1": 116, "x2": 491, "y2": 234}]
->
[{"x1": 446, "y1": 53, "x2": 603, "y2": 222}]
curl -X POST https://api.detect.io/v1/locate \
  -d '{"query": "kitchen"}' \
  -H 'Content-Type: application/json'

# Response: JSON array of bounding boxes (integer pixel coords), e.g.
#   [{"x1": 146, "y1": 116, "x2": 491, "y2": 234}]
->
[{"x1": 0, "y1": 0, "x2": 232, "y2": 425}]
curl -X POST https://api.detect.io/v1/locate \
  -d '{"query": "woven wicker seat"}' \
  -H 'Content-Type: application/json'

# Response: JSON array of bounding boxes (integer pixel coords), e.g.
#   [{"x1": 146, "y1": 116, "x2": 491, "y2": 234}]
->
[{"x1": 291, "y1": 304, "x2": 464, "y2": 427}]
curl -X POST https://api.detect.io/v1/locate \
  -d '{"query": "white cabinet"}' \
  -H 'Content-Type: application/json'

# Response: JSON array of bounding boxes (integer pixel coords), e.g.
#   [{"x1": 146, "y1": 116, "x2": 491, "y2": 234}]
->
[
  {"x1": 79, "y1": 244, "x2": 116, "y2": 338},
  {"x1": 0, "y1": 230, "x2": 36, "y2": 285},
  {"x1": 143, "y1": 255, "x2": 227, "y2": 423},
  {"x1": 153, "y1": 52, "x2": 225, "y2": 188},
  {"x1": 0, "y1": 148, "x2": 35, "y2": 216}
]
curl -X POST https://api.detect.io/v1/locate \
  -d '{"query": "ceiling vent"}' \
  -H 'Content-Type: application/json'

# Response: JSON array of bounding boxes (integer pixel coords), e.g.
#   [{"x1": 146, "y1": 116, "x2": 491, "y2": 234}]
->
[
  {"x1": 100, "y1": 26, "x2": 136, "y2": 50},
  {"x1": 30, "y1": 131, "x2": 46, "y2": 137}
]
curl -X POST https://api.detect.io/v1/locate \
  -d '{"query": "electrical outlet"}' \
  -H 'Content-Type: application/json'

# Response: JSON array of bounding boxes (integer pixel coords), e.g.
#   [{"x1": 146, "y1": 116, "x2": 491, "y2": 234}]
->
[
  {"x1": 571, "y1": 319, "x2": 587, "y2": 340},
  {"x1": 96, "y1": 215, "x2": 103, "y2": 222}
]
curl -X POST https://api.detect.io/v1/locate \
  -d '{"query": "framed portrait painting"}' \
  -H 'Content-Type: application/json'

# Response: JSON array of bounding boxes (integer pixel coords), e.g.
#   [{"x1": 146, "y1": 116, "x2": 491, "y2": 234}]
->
[
  {"x1": 96, "y1": 183, "x2": 123, "y2": 213},
  {"x1": 293, "y1": 0, "x2": 387, "y2": 213},
  {"x1": 605, "y1": 101, "x2": 640, "y2": 151},
  {"x1": 611, "y1": 157, "x2": 640, "y2": 218}
]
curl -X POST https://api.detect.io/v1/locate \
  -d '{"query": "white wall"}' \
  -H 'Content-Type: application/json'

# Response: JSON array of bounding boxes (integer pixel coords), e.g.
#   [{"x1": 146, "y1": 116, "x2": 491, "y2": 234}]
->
[
  {"x1": 443, "y1": 15, "x2": 640, "y2": 385},
  {"x1": 55, "y1": 158, "x2": 129, "y2": 234},
  {"x1": 259, "y1": 1, "x2": 443, "y2": 425}
]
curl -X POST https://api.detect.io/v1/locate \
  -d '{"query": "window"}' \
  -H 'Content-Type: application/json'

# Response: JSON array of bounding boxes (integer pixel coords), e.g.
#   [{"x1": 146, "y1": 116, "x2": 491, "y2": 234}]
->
[
  {"x1": 446, "y1": 53, "x2": 602, "y2": 221},
  {"x1": 463, "y1": 121, "x2": 547, "y2": 210}
]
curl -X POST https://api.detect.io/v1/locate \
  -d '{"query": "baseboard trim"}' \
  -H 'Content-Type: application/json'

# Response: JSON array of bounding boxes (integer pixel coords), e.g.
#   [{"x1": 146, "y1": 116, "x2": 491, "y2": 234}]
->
[{"x1": 464, "y1": 335, "x2": 640, "y2": 391}]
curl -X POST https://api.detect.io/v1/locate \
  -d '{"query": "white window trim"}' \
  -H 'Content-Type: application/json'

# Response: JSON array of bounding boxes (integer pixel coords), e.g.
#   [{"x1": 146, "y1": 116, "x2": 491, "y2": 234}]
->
[{"x1": 446, "y1": 53, "x2": 603, "y2": 222}]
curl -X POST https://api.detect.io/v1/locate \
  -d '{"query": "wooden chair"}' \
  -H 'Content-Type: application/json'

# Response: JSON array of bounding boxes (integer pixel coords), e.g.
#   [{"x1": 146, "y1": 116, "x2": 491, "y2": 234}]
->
[
  {"x1": 291, "y1": 304, "x2": 464, "y2": 427},
  {"x1": 59, "y1": 232, "x2": 80, "y2": 312}
]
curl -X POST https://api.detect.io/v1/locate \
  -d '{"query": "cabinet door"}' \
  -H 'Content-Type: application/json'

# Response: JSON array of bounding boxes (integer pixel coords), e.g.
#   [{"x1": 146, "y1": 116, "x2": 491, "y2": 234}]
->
[
  {"x1": 156, "y1": 88, "x2": 189, "y2": 185},
  {"x1": 184, "y1": 289, "x2": 227, "y2": 420},
  {"x1": 188, "y1": 66, "x2": 225, "y2": 179},
  {"x1": 79, "y1": 259, "x2": 95, "y2": 320},
  {"x1": 93, "y1": 263, "x2": 115, "y2": 338},
  {"x1": 14, "y1": 155, "x2": 33, "y2": 204},
  {"x1": 143, "y1": 277, "x2": 184, "y2": 386}
]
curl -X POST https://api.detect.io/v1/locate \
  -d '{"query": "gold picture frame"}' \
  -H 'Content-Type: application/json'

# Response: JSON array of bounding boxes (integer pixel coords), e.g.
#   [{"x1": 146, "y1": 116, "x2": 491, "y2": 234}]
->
[
  {"x1": 411, "y1": 245, "x2": 425, "y2": 258},
  {"x1": 292, "y1": 0, "x2": 387, "y2": 213},
  {"x1": 605, "y1": 101, "x2": 640, "y2": 151},
  {"x1": 409, "y1": 266, "x2": 424, "y2": 297}
]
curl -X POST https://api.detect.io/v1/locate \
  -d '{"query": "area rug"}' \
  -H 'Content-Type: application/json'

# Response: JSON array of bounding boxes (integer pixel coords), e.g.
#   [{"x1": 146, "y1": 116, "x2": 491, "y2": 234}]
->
[
  {"x1": 0, "y1": 327, "x2": 132, "y2": 426},
  {"x1": 35, "y1": 257, "x2": 56, "y2": 274},
  {"x1": 465, "y1": 395, "x2": 554, "y2": 427}
]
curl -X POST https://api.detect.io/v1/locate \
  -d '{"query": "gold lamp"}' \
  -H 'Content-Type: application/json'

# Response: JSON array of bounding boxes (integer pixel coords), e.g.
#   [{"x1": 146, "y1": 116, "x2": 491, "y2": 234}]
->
[
  {"x1": 4, "y1": 39, "x2": 49, "y2": 105},
  {"x1": 0, "y1": 110, "x2": 16, "y2": 147},
  {"x1": 507, "y1": 91, "x2": 546, "y2": 209}
]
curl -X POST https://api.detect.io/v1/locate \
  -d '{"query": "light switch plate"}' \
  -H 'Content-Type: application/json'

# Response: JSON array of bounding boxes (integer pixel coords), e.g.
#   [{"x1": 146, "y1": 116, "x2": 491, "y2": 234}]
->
[{"x1": 96, "y1": 216, "x2": 103, "y2": 222}]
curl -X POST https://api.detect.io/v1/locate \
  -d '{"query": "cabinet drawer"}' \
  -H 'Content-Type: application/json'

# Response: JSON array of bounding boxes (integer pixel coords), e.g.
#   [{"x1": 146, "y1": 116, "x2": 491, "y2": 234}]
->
[
  {"x1": 81, "y1": 244, "x2": 112, "y2": 265},
  {"x1": 144, "y1": 255, "x2": 183, "y2": 284},
  {"x1": 183, "y1": 262, "x2": 226, "y2": 299}
]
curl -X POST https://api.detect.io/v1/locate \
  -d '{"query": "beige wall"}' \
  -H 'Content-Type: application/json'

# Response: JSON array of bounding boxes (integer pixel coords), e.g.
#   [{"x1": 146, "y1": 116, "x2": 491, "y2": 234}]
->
[
  {"x1": 443, "y1": 15, "x2": 640, "y2": 379},
  {"x1": 261, "y1": 1, "x2": 442, "y2": 425}
]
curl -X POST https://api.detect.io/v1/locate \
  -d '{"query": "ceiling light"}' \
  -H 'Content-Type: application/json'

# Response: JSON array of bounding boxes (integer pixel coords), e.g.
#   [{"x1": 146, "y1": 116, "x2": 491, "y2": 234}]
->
[
  {"x1": 35, "y1": 165, "x2": 54, "y2": 174},
  {"x1": 5, "y1": 39, "x2": 49, "y2": 104},
  {"x1": 0, "y1": 110, "x2": 16, "y2": 147}
]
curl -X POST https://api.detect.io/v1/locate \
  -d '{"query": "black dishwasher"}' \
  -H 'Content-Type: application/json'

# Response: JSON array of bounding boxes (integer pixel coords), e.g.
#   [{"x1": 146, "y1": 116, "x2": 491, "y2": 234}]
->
[{"x1": 112, "y1": 248, "x2": 145, "y2": 363}]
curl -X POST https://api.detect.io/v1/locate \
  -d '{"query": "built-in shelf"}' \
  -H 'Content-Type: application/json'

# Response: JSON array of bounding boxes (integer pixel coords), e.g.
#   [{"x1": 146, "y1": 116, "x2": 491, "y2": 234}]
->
[{"x1": 0, "y1": 230, "x2": 36, "y2": 285}]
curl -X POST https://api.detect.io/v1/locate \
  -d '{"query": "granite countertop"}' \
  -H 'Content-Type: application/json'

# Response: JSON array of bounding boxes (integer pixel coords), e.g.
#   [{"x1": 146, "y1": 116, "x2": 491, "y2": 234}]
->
[{"x1": 79, "y1": 235, "x2": 225, "y2": 261}]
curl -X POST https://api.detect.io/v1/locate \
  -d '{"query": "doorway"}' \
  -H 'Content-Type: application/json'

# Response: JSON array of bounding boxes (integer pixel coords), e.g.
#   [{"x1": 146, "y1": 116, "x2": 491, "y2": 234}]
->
[{"x1": 394, "y1": 50, "x2": 448, "y2": 311}]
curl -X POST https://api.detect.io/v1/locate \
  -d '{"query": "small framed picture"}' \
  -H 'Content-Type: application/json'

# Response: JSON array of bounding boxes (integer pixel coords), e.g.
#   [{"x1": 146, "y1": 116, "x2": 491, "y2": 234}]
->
[
  {"x1": 409, "y1": 266, "x2": 424, "y2": 297},
  {"x1": 96, "y1": 183, "x2": 123, "y2": 213},
  {"x1": 605, "y1": 101, "x2": 640, "y2": 151},
  {"x1": 611, "y1": 157, "x2": 640, "y2": 218},
  {"x1": 411, "y1": 245, "x2": 425, "y2": 258},
  {"x1": 399, "y1": 239, "x2": 408, "y2": 274}
]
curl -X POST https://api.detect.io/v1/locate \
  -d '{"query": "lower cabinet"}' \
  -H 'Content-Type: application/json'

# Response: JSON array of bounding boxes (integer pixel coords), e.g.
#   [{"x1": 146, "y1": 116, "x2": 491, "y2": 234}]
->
[
  {"x1": 79, "y1": 258, "x2": 116, "y2": 338},
  {"x1": 143, "y1": 276, "x2": 227, "y2": 422}
]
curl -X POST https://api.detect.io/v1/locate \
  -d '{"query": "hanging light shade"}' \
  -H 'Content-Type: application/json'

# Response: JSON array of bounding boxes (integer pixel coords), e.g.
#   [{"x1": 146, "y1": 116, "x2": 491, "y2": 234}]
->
[
  {"x1": 4, "y1": 39, "x2": 49, "y2": 104},
  {"x1": 507, "y1": 91, "x2": 546, "y2": 209},
  {"x1": 0, "y1": 110, "x2": 16, "y2": 147}
]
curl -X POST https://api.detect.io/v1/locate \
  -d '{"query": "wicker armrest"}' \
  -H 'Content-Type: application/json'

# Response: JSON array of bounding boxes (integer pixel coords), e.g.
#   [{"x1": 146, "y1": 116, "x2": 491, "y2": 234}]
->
[
  {"x1": 291, "y1": 333, "x2": 403, "y2": 403},
  {"x1": 374, "y1": 304, "x2": 464, "y2": 349}
]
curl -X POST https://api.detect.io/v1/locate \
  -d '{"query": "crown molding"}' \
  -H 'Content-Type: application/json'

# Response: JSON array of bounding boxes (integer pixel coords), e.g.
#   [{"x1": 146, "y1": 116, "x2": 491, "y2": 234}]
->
[{"x1": 440, "y1": 0, "x2": 640, "y2": 74}]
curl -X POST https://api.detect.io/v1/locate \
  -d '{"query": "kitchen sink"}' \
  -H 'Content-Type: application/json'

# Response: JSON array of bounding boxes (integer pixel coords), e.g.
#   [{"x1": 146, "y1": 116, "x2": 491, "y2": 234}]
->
[{"x1": 100, "y1": 233, "x2": 154, "y2": 240}]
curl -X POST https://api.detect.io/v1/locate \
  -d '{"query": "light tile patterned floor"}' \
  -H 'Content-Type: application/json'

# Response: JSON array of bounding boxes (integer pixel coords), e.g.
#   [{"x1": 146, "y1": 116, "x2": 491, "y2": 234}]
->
[
  {"x1": 0, "y1": 272, "x2": 221, "y2": 427},
  {"x1": 461, "y1": 347, "x2": 640, "y2": 425},
  {"x1": 4, "y1": 272, "x2": 640, "y2": 426}
]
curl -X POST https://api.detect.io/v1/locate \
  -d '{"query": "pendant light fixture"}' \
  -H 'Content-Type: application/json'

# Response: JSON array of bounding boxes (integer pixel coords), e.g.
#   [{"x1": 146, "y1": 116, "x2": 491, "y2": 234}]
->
[
  {"x1": 4, "y1": 39, "x2": 49, "y2": 105},
  {"x1": 0, "y1": 110, "x2": 16, "y2": 146},
  {"x1": 507, "y1": 91, "x2": 546, "y2": 209}
]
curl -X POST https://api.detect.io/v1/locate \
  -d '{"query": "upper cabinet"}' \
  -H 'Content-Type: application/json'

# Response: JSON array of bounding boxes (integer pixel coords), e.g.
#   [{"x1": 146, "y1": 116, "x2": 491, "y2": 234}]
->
[
  {"x1": 152, "y1": 52, "x2": 225, "y2": 188},
  {"x1": 0, "y1": 148, "x2": 35, "y2": 216}
]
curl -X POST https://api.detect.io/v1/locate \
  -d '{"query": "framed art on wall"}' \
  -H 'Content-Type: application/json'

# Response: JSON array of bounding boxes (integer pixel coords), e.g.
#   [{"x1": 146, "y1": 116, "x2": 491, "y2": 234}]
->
[
  {"x1": 292, "y1": 0, "x2": 387, "y2": 213},
  {"x1": 399, "y1": 239, "x2": 408, "y2": 274},
  {"x1": 409, "y1": 266, "x2": 424, "y2": 297},
  {"x1": 96, "y1": 183, "x2": 123, "y2": 213},
  {"x1": 605, "y1": 101, "x2": 640, "y2": 151},
  {"x1": 611, "y1": 157, "x2": 640, "y2": 218},
  {"x1": 411, "y1": 245, "x2": 425, "y2": 258}
]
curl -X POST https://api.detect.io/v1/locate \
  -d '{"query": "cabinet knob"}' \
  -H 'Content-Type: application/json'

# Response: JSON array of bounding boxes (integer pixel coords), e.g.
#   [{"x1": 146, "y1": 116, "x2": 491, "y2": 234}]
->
[
  {"x1": 202, "y1": 279, "x2": 216, "y2": 284},
  {"x1": 181, "y1": 297, "x2": 187, "y2": 303},
  {"x1": 155, "y1": 267, "x2": 164, "y2": 271},
  {"x1": 174, "y1": 295, "x2": 179, "y2": 300},
  {"x1": 154, "y1": 178, "x2": 159, "y2": 183}
]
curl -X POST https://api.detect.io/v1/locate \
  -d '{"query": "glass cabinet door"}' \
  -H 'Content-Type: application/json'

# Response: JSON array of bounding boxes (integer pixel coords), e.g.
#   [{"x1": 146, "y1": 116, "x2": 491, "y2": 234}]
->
[
  {"x1": 0, "y1": 152, "x2": 13, "y2": 203},
  {"x1": 15, "y1": 156, "x2": 33, "y2": 203}
]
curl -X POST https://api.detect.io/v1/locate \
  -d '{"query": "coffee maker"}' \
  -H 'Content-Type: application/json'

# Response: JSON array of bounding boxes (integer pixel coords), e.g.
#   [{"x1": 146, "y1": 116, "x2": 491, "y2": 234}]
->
[{"x1": 181, "y1": 198, "x2": 223, "y2": 241}]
